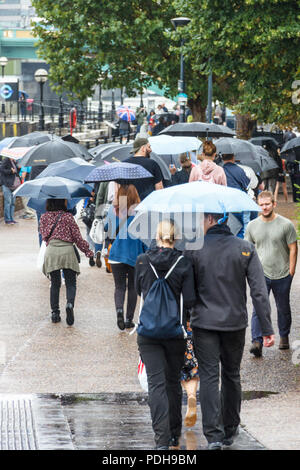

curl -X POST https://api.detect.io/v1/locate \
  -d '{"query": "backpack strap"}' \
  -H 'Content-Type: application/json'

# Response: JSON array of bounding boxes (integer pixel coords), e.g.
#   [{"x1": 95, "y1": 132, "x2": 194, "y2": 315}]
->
[{"x1": 164, "y1": 255, "x2": 184, "y2": 279}]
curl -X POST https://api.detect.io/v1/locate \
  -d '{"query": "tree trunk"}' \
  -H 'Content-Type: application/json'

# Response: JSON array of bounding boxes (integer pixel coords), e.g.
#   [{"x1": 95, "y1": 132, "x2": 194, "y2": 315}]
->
[
  {"x1": 188, "y1": 98, "x2": 207, "y2": 122},
  {"x1": 236, "y1": 113, "x2": 257, "y2": 140}
]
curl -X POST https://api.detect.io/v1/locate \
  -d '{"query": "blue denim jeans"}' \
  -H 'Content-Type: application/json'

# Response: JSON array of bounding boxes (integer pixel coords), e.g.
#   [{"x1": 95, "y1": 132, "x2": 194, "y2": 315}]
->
[
  {"x1": 2, "y1": 185, "x2": 15, "y2": 222},
  {"x1": 251, "y1": 274, "x2": 293, "y2": 343},
  {"x1": 233, "y1": 212, "x2": 244, "y2": 239}
]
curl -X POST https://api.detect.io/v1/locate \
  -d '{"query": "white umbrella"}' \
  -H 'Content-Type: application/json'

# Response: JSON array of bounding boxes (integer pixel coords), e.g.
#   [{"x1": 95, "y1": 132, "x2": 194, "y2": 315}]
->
[{"x1": 149, "y1": 135, "x2": 201, "y2": 155}]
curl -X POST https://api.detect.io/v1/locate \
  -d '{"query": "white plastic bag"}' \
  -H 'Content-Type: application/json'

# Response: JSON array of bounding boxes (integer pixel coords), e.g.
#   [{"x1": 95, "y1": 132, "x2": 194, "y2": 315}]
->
[
  {"x1": 37, "y1": 241, "x2": 47, "y2": 273},
  {"x1": 138, "y1": 357, "x2": 148, "y2": 392},
  {"x1": 90, "y1": 218, "x2": 105, "y2": 244}
]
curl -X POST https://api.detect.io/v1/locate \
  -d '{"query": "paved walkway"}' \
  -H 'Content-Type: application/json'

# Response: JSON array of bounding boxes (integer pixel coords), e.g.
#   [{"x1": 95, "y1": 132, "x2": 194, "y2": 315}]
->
[{"x1": 0, "y1": 198, "x2": 299, "y2": 450}]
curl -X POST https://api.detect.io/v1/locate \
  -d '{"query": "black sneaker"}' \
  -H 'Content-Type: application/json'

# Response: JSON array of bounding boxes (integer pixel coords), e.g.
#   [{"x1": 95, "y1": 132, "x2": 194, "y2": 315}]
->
[
  {"x1": 249, "y1": 341, "x2": 263, "y2": 357},
  {"x1": 223, "y1": 427, "x2": 239, "y2": 446},
  {"x1": 96, "y1": 251, "x2": 102, "y2": 268},
  {"x1": 169, "y1": 436, "x2": 180, "y2": 449},
  {"x1": 66, "y1": 303, "x2": 74, "y2": 326},
  {"x1": 89, "y1": 256, "x2": 95, "y2": 267},
  {"x1": 117, "y1": 309, "x2": 125, "y2": 330},
  {"x1": 207, "y1": 442, "x2": 223, "y2": 450},
  {"x1": 51, "y1": 311, "x2": 61, "y2": 323},
  {"x1": 125, "y1": 320, "x2": 135, "y2": 329}
]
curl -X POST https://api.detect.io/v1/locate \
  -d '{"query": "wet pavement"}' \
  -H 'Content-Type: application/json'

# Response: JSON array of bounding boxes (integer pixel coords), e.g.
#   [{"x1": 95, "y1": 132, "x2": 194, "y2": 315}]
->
[{"x1": 0, "y1": 197, "x2": 300, "y2": 450}]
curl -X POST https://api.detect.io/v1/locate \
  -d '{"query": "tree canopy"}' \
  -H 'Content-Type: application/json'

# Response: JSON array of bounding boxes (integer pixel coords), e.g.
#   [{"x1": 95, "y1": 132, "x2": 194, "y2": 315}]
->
[{"x1": 32, "y1": 0, "x2": 300, "y2": 126}]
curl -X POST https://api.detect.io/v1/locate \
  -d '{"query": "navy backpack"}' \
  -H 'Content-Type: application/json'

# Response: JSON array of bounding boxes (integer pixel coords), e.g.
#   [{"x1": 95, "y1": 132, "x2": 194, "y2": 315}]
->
[{"x1": 137, "y1": 255, "x2": 187, "y2": 339}]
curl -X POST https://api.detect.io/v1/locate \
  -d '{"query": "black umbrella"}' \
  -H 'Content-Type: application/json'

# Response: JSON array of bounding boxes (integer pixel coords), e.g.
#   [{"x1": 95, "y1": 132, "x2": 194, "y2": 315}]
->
[
  {"x1": 9, "y1": 131, "x2": 61, "y2": 148},
  {"x1": 89, "y1": 142, "x2": 125, "y2": 161},
  {"x1": 280, "y1": 136, "x2": 300, "y2": 157},
  {"x1": 250, "y1": 136, "x2": 280, "y2": 149},
  {"x1": 159, "y1": 122, "x2": 235, "y2": 138},
  {"x1": 19, "y1": 140, "x2": 92, "y2": 167}
]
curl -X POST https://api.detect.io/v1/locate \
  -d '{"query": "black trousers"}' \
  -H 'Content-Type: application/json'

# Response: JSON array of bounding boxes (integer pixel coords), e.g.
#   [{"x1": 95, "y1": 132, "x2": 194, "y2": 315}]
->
[
  {"x1": 111, "y1": 263, "x2": 137, "y2": 321},
  {"x1": 192, "y1": 327, "x2": 246, "y2": 444},
  {"x1": 50, "y1": 269, "x2": 77, "y2": 313},
  {"x1": 137, "y1": 335, "x2": 186, "y2": 448}
]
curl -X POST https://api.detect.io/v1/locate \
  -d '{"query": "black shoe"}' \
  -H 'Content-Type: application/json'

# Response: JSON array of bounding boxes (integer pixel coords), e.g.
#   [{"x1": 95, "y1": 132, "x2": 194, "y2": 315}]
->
[
  {"x1": 169, "y1": 436, "x2": 180, "y2": 449},
  {"x1": 89, "y1": 256, "x2": 95, "y2": 267},
  {"x1": 96, "y1": 251, "x2": 102, "y2": 268},
  {"x1": 207, "y1": 442, "x2": 223, "y2": 450},
  {"x1": 155, "y1": 446, "x2": 169, "y2": 450},
  {"x1": 125, "y1": 320, "x2": 135, "y2": 329},
  {"x1": 250, "y1": 341, "x2": 263, "y2": 357},
  {"x1": 223, "y1": 427, "x2": 239, "y2": 446},
  {"x1": 51, "y1": 311, "x2": 61, "y2": 323},
  {"x1": 66, "y1": 303, "x2": 74, "y2": 326},
  {"x1": 117, "y1": 309, "x2": 125, "y2": 330}
]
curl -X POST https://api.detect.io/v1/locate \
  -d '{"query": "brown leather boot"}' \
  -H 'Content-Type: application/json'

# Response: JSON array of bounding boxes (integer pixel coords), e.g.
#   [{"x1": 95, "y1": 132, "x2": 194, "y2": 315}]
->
[
  {"x1": 279, "y1": 336, "x2": 289, "y2": 350},
  {"x1": 182, "y1": 378, "x2": 199, "y2": 428}
]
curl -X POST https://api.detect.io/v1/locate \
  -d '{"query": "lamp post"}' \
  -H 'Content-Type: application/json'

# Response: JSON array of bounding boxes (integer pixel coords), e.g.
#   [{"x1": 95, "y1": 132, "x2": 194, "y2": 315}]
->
[
  {"x1": 171, "y1": 17, "x2": 191, "y2": 123},
  {"x1": 34, "y1": 68, "x2": 48, "y2": 131},
  {"x1": 207, "y1": 59, "x2": 213, "y2": 123},
  {"x1": 0, "y1": 56, "x2": 8, "y2": 118},
  {"x1": 58, "y1": 95, "x2": 64, "y2": 135},
  {"x1": 98, "y1": 80, "x2": 103, "y2": 123}
]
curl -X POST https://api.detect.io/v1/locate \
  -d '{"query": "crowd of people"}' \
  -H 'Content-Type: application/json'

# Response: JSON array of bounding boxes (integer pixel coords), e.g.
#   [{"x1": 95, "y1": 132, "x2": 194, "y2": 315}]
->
[{"x1": 0, "y1": 129, "x2": 299, "y2": 450}]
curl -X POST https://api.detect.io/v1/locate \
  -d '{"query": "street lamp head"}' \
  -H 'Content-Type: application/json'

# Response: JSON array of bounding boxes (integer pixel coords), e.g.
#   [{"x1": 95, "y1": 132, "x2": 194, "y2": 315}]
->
[
  {"x1": 0, "y1": 56, "x2": 8, "y2": 68},
  {"x1": 34, "y1": 68, "x2": 48, "y2": 83},
  {"x1": 171, "y1": 17, "x2": 191, "y2": 29}
]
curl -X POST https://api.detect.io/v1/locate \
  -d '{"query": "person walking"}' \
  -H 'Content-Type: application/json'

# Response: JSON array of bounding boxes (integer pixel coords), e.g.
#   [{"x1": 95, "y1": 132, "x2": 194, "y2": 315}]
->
[
  {"x1": 222, "y1": 152, "x2": 250, "y2": 238},
  {"x1": 169, "y1": 153, "x2": 193, "y2": 185},
  {"x1": 39, "y1": 198, "x2": 94, "y2": 325},
  {"x1": 135, "y1": 220, "x2": 197, "y2": 450},
  {"x1": 107, "y1": 184, "x2": 147, "y2": 330},
  {"x1": 0, "y1": 157, "x2": 21, "y2": 224},
  {"x1": 189, "y1": 141, "x2": 227, "y2": 185},
  {"x1": 245, "y1": 190, "x2": 298, "y2": 355},
  {"x1": 185, "y1": 213, "x2": 274, "y2": 449},
  {"x1": 124, "y1": 137, "x2": 163, "y2": 200}
]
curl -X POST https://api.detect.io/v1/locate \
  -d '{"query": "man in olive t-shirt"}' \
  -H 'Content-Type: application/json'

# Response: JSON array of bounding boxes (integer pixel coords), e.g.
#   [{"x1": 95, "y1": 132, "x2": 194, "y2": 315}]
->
[{"x1": 245, "y1": 190, "x2": 298, "y2": 355}]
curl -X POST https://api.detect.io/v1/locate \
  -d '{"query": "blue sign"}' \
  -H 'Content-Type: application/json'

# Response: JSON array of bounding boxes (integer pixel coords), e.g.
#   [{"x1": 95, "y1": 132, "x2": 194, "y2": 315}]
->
[{"x1": 0, "y1": 84, "x2": 14, "y2": 100}]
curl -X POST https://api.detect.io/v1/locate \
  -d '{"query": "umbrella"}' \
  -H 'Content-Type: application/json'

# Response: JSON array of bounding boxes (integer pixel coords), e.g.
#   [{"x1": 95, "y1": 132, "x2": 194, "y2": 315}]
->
[
  {"x1": 250, "y1": 136, "x2": 280, "y2": 148},
  {"x1": 116, "y1": 106, "x2": 136, "y2": 122},
  {"x1": 9, "y1": 131, "x2": 61, "y2": 148},
  {"x1": 150, "y1": 153, "x2": 171, "y2": 181},
  {"x1": 0, "y1": 146, "x2": 34, "y2": 161},
  {"x1": 128, "y1": 182, "x2": 260, "y2": 250},
  {"x1": 89, "y1": 142, "x2": 121, "y2": 159},
  {"x1": 85, "y1": 162, "x2": 153, "y2": 183},
  {"x1": 280, "y1": 136, "x2": 300, "y2": 156},
  {"x1": 135, "y1": 181, "x2": 260, "y2": 214},
  {"x1": 148, "y1": 135, "x2": 201, "y2": 155},
  {"x1": 0, "y1": 137, "x2": 17, "y2": 152},
  {"x1": 19, "y1": 91, "x2": 29, "y2": 99},
  {"x1": 13, "y1": 176, "x2": 93, "y2": 200},
  {"x1": 27, "y1": 197, "x2": 80, "y2": 213},
  {"x1": 159, "y1": 122, "x2": 235, "y2": 138},
  {"x1": 36, "y1": 157, "x2": 95, "y2": 182},
  {"x1": 18, "y1": 140, "x2": 92, "y2": 167}
]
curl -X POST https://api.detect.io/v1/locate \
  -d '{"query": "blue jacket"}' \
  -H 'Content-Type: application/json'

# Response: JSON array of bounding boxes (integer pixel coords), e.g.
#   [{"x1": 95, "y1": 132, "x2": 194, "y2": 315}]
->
[{"x1": 108, "y1": 214, "x2": 147, "y2": 267}]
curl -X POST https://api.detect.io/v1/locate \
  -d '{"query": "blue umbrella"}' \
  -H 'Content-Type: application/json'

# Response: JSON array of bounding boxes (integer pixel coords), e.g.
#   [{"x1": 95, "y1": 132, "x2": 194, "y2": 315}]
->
[
  {"x1": 85, "y1": 161, "x2": 153, "y2": 183},
  {"x1": 13, "y1": 176, "x2": 93, "y2": 200},
  {"x1": 27, "y1": 197, "x2": 80, "y2": 213},
  {"x1": 36, "y1": 157, "x2": 95, "y2": 182}
]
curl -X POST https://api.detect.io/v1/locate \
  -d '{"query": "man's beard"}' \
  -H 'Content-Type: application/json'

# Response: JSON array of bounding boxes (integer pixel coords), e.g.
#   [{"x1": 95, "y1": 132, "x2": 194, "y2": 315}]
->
[
  {"x1": 145, "y1": 149, "x2": 151, "y2": 158},
  {"x1": 262, "y1": 209, "x2": 274, "y2": 218}
]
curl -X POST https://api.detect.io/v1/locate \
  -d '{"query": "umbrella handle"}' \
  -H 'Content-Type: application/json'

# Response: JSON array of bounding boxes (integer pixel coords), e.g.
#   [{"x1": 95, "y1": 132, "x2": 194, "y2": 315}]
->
[{"x1": 218, "y1": 212, "x2": 228, "y2": 225}]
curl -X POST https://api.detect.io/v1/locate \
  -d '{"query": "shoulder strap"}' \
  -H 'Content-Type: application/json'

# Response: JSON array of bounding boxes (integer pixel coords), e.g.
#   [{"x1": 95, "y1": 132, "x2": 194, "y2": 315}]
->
[
  {"x1": 47, "y1": 212, "x2": 63, "y2": 241},
  {"x1": 165, "y1": 255, "x2": 184, "y2": 279}
]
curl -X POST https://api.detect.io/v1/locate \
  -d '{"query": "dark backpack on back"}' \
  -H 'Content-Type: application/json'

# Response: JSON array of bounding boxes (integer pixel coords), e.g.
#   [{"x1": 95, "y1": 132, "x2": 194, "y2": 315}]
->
[{"x1": 137, "y1": 256, "x2": 187, "y2": 339}]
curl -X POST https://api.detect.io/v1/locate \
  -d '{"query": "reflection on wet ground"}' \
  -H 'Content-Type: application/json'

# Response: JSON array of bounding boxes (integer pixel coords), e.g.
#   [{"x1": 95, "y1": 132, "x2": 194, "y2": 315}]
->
[{"x1": 59, "y1": 393, "x2": 266, "y2": 451}]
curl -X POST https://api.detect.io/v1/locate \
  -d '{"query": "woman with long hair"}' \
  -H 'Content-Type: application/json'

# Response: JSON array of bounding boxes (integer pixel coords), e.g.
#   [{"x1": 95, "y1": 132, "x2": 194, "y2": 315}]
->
[
  {"x1": 39, "y1": 198, "x2": 94, "y2": 325},
  {"x1": 107, "y1": 184, "x2": 147, "y2": 330},
  {"x1": 135, "y1": 220, "x2": 197, "y2": 450}
]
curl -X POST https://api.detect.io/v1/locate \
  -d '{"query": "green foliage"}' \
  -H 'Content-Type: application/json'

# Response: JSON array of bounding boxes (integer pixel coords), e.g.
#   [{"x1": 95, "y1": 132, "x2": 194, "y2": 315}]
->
[{"x1": 32, "y1": 0, "x2": 300, "y2": 125}]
